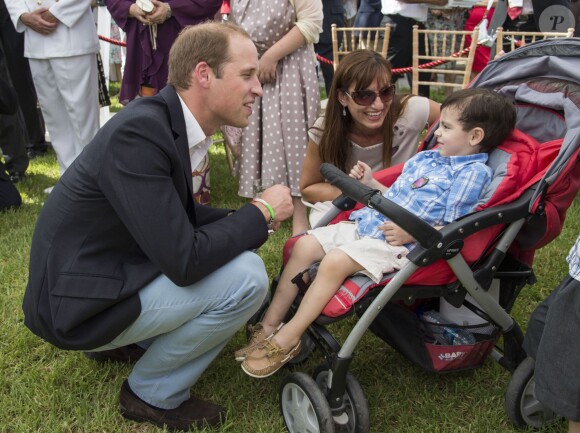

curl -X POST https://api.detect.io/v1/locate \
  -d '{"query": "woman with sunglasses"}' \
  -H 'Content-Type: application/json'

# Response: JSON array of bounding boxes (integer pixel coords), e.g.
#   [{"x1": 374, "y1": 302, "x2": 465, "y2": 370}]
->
[{"x1": 301, "y1": 49, "x2": 440, "y2": 226}]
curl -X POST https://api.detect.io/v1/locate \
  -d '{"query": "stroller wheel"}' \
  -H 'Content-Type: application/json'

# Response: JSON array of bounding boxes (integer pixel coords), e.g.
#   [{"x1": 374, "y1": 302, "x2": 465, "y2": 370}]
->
[
  {"x1": 280, "y1": 372, "x2": 335, "y2": 433},
  {"x1": 505, "y1": 357, "x2": 561, "y2": 429},
  {"x1": 313, "y1": 365, "x2": 370, "y2": 433}
]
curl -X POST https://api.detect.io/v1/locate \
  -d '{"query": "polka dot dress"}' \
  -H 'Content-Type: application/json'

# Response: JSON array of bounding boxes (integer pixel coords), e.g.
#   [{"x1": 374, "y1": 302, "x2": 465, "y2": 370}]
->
[{"x1": 231, "y1": 0, "x2": 320, "y2": 197}]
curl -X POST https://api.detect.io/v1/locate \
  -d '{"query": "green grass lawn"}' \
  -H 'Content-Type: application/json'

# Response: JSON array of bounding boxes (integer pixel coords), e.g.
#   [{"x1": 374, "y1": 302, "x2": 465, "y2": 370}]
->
[{"x1": 0, "y1": 105, "x2": 578, "y2": 432}]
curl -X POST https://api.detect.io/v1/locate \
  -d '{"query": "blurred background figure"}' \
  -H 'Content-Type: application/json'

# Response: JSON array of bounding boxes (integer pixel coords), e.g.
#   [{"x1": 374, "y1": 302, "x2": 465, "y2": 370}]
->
[
  {"x1": 230, "y1": 0, "x2": 323, "y2": 235},
  {"x1": 464, "y1": 1, "x2": 496, "y2": 80},
  {"x1": 105, "y1": 0, "x2": 221, "y2": 105},
  {"x1": 426, "y1": 4, "x2": 469, "y2": 97},
  {"x1": 381, "y1": 0, "x2": 447, "y2": 97},
  {"x1": 314, "y1": 0, "x2": 345, "y2": 95},
  {"x1": 4, "y1": 0, "x2": 100, "y2": 185},
  {"x1": 0, "y1": 47, "x2": 22, "y2": 210},
  {"x1": 109, "y1": 19, "x2": 124, "y2": 83},
  {"x1": 0, "y1": 0, "x2": 47, "y2": 182},
  {"x1": 0, "y1": 35, "x2": 28, "y2": 184}
]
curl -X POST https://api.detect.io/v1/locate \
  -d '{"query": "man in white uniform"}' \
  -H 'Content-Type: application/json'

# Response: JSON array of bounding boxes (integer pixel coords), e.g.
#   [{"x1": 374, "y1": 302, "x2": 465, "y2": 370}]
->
[{"x1": 4, "y1": 0, "x2": 99, "y2": 180}]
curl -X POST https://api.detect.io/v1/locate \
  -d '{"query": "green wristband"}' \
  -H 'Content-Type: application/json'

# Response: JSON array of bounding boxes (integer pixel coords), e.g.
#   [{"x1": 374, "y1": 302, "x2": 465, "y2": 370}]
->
[{"x1": 252, "y1": 198, "x2": 275, "y2": 224}]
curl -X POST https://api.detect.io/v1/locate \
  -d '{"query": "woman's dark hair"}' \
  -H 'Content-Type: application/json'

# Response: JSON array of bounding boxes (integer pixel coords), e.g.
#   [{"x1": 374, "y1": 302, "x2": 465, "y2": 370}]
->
[{"x1": 313, "y1": 50, "x2": 410, "y2": 172}]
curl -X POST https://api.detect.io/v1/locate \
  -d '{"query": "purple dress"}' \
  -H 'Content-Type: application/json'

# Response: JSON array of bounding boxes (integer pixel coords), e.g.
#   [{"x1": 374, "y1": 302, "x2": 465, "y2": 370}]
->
[{"x1": 105, "y1": 0, "x2": 221, "y2": 104}]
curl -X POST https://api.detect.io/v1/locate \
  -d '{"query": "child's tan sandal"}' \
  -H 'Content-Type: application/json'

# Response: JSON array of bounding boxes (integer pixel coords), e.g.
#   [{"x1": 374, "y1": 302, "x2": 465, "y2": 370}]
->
[
  {"x1": 234, "y1": 322, "x2": 283, "y2": 362},
  {"x1": 241, "y1": 339, "x2": 302, "y2": 378}
]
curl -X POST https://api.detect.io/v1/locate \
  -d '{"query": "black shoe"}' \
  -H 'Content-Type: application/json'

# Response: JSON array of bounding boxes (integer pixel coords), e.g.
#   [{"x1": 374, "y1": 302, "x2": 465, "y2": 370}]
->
[
  {"x1": 9, "y1": 171, "x2": 25, "y2": 183},
  {"x1": 84, "y1": 344, "x2": 146, "y2": 364},
  {"x1": 27, "y1": 142, "x2": 49, "y2": 159},
  {"x1": 119, "y1": 380, "x2": 225, "y2": 431}
]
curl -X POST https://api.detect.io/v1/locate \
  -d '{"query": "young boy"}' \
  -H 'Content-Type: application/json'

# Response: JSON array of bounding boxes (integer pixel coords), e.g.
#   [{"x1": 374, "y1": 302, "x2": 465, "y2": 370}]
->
[{"x1": 237, "y1": 88, "x2": 517, "y2": 378}]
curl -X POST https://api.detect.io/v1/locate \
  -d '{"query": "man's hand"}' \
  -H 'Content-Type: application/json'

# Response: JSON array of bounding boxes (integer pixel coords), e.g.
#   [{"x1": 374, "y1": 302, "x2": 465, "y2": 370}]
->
[
  {"x1": 20, "y1": 9, "x2": 58, "y2": 35},
  {"x1": 128, "y1": 3, "x2": 150, "y2": 24},
  {"x1": 40, "y1": 10, "x2": 59, "y2": 24},
  {"x1": 381, "y1": 221, "x2": 415, "y2": 246},
  {"x1": 257, "y1": 184, "x2": 293, "y2": 223}
]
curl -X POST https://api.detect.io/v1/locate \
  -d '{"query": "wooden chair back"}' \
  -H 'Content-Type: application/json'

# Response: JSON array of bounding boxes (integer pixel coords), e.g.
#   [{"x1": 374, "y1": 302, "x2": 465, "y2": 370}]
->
[
  {"x1": 411, "y1": 25, "x2": 479, "y2": 96},
  {"x1": 495, "y1": 27, "x2": 575, "y2": 57},
  {"x1": 331, "y1": 24, "x2": 391, "y2": 70}
]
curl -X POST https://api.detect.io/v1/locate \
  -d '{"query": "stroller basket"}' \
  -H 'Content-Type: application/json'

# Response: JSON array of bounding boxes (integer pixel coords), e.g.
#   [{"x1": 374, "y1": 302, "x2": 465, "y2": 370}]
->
[{"x1": 370, "y1": 302, "x2": 500, "y2": 373}]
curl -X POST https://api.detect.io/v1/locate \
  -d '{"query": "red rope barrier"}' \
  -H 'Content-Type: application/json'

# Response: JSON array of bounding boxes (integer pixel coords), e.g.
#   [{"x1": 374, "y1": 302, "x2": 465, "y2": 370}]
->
[
  {"x1": 316, "y1": 53, "x2": 334, "y2": 66},
  {"x1": 391, "y1": 46, "x2": 472, "y2": 74},
  {"x1": 316, "y1": 45, "x2": 472, "y2": 75},
  {"x1": 100, "y1": 34, "x2": 472, "y2": 74},
  {"x1": 99, "y1": 34, "x2": 126, "y2": 47}
]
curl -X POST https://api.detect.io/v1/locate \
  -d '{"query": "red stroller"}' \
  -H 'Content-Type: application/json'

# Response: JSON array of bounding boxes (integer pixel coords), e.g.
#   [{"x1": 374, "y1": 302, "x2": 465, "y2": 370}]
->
[{"x1": 248, "y1": 38, "x2": 580, "y2": 433}]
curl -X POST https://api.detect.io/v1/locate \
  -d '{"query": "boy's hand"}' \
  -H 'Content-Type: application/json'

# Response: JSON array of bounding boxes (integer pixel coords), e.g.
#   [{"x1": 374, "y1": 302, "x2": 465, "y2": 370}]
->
[
  {"x1": 349, "y1": 161, "x2": 374, "y2": 185},
  {"x1": 349, "y1": 161, "x2": 388, "y2": 193},
  {"x1": 381, "y1": 222, "x2": 415, "y2": 246}
]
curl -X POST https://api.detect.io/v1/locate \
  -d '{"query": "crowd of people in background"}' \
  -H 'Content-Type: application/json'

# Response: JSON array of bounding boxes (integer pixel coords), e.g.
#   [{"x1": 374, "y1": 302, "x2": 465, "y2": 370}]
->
[
  {"x1": 0, "y1": 0, "x2": 579, "y2": 431},
  {"x1": 1, "y1": 0, "x2": 578, "y2": 212},
  {"x1": 1, "y1": 0, "x2": 578, "y2": 210}
]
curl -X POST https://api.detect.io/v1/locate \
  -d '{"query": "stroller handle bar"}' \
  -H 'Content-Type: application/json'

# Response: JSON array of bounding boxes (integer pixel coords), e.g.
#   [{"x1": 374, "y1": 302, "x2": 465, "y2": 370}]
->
[{"x1": 320, "y1": 163, "x2": 442, "y2": 248}]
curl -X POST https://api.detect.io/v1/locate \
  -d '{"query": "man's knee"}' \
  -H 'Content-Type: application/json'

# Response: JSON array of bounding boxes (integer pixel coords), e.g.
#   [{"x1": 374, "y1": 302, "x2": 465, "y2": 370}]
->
[{"x1": 229, "y1": 251, "x2": 269, "y2": 304}]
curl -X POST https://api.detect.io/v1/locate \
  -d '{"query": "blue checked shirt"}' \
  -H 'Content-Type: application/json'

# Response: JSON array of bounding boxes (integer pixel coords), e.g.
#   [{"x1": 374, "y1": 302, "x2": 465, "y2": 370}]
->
[
  {"x1": 567, "y1": 235, "x2": 580, "y2": 281},
  {"x1": 349, "y1": 150, "x2": 492, "y2": 247}
]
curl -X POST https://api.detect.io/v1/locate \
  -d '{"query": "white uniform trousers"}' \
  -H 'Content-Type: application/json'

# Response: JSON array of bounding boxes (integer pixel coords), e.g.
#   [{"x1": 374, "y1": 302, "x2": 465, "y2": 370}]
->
[{"x1": 29, "y1": 54, "x2": 99, "y2": 174}]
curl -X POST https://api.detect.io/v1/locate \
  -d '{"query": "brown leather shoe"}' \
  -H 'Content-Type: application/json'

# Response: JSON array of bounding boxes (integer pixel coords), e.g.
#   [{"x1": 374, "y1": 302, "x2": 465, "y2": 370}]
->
[
  {"x1": 119, "y1": 380, "x2": 225, "y2": 431},
  {"x1": 84, "y1": 344, "x2": 146, "y2": 364}
]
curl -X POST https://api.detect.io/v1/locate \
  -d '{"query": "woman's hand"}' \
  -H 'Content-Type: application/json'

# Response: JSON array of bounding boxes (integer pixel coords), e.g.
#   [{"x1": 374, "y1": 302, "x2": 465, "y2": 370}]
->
[
  {"x1": 128, "y1": 3, "x2": 149, "y2": 24},
  {"x1": 148, "y1": 0, "x2": 171, "y2": 24},
  {"x1": 258, "y1": 52, "x2": 279, "y2": 84},
  {"x1": 381, "y1": 221, "x2": 415, "y2": 246}
]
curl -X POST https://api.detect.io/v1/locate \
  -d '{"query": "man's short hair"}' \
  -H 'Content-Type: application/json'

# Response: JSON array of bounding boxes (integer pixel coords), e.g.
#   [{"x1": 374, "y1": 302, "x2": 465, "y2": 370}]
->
[
  {"x1": 441, "y1": 88, "x2": 517, "y2": 152},
  {"x1": 168, "y1": 21, "x2": 251, "y2": 91}
]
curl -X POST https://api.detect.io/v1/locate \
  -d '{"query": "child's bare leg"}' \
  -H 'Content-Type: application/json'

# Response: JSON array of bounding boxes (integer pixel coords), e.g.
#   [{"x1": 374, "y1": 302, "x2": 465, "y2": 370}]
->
[
  {"x1": 259, "y1": 234, "x2": 325, "y2": 335},
  {"x1": 272, "y1": 249, "x2": 364, "y2": 350},
  {"x1": 570, "y1": 420, "x2": 580, "y2": 433},
  {"x1": 291, "y1": 196, "x2": 309, "y2": 236}
]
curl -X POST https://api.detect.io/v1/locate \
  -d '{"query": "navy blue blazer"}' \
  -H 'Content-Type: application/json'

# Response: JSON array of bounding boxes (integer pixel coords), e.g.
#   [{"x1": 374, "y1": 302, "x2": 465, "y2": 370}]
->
[{"x1": 23, "y1": 86, "x2": 269, "y2": 350}]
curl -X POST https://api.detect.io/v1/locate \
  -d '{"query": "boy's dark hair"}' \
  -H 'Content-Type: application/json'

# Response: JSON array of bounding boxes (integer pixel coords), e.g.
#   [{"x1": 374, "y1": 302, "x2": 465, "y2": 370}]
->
[{"x1": 441, "y1": 88, "x2": 517, "y2": 152}]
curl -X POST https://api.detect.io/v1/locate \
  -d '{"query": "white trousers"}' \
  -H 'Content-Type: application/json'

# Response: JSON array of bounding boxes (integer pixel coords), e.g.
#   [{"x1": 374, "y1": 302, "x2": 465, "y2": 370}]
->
[{"x1": 29, "y1": 54, "x2": 99, "y2": 175}]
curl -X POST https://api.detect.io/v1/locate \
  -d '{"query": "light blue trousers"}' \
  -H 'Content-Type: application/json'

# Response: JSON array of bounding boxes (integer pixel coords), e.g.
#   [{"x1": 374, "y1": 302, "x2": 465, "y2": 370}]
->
[{"x1": 94, "y1": 251, "x2": 268, "y2": 409}]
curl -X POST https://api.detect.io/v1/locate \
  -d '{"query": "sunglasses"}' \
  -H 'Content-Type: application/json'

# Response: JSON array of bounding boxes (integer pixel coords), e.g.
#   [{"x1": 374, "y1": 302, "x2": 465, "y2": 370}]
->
[{"x1": 342, "y1": 85, "x2": 396, "y2": 106}]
